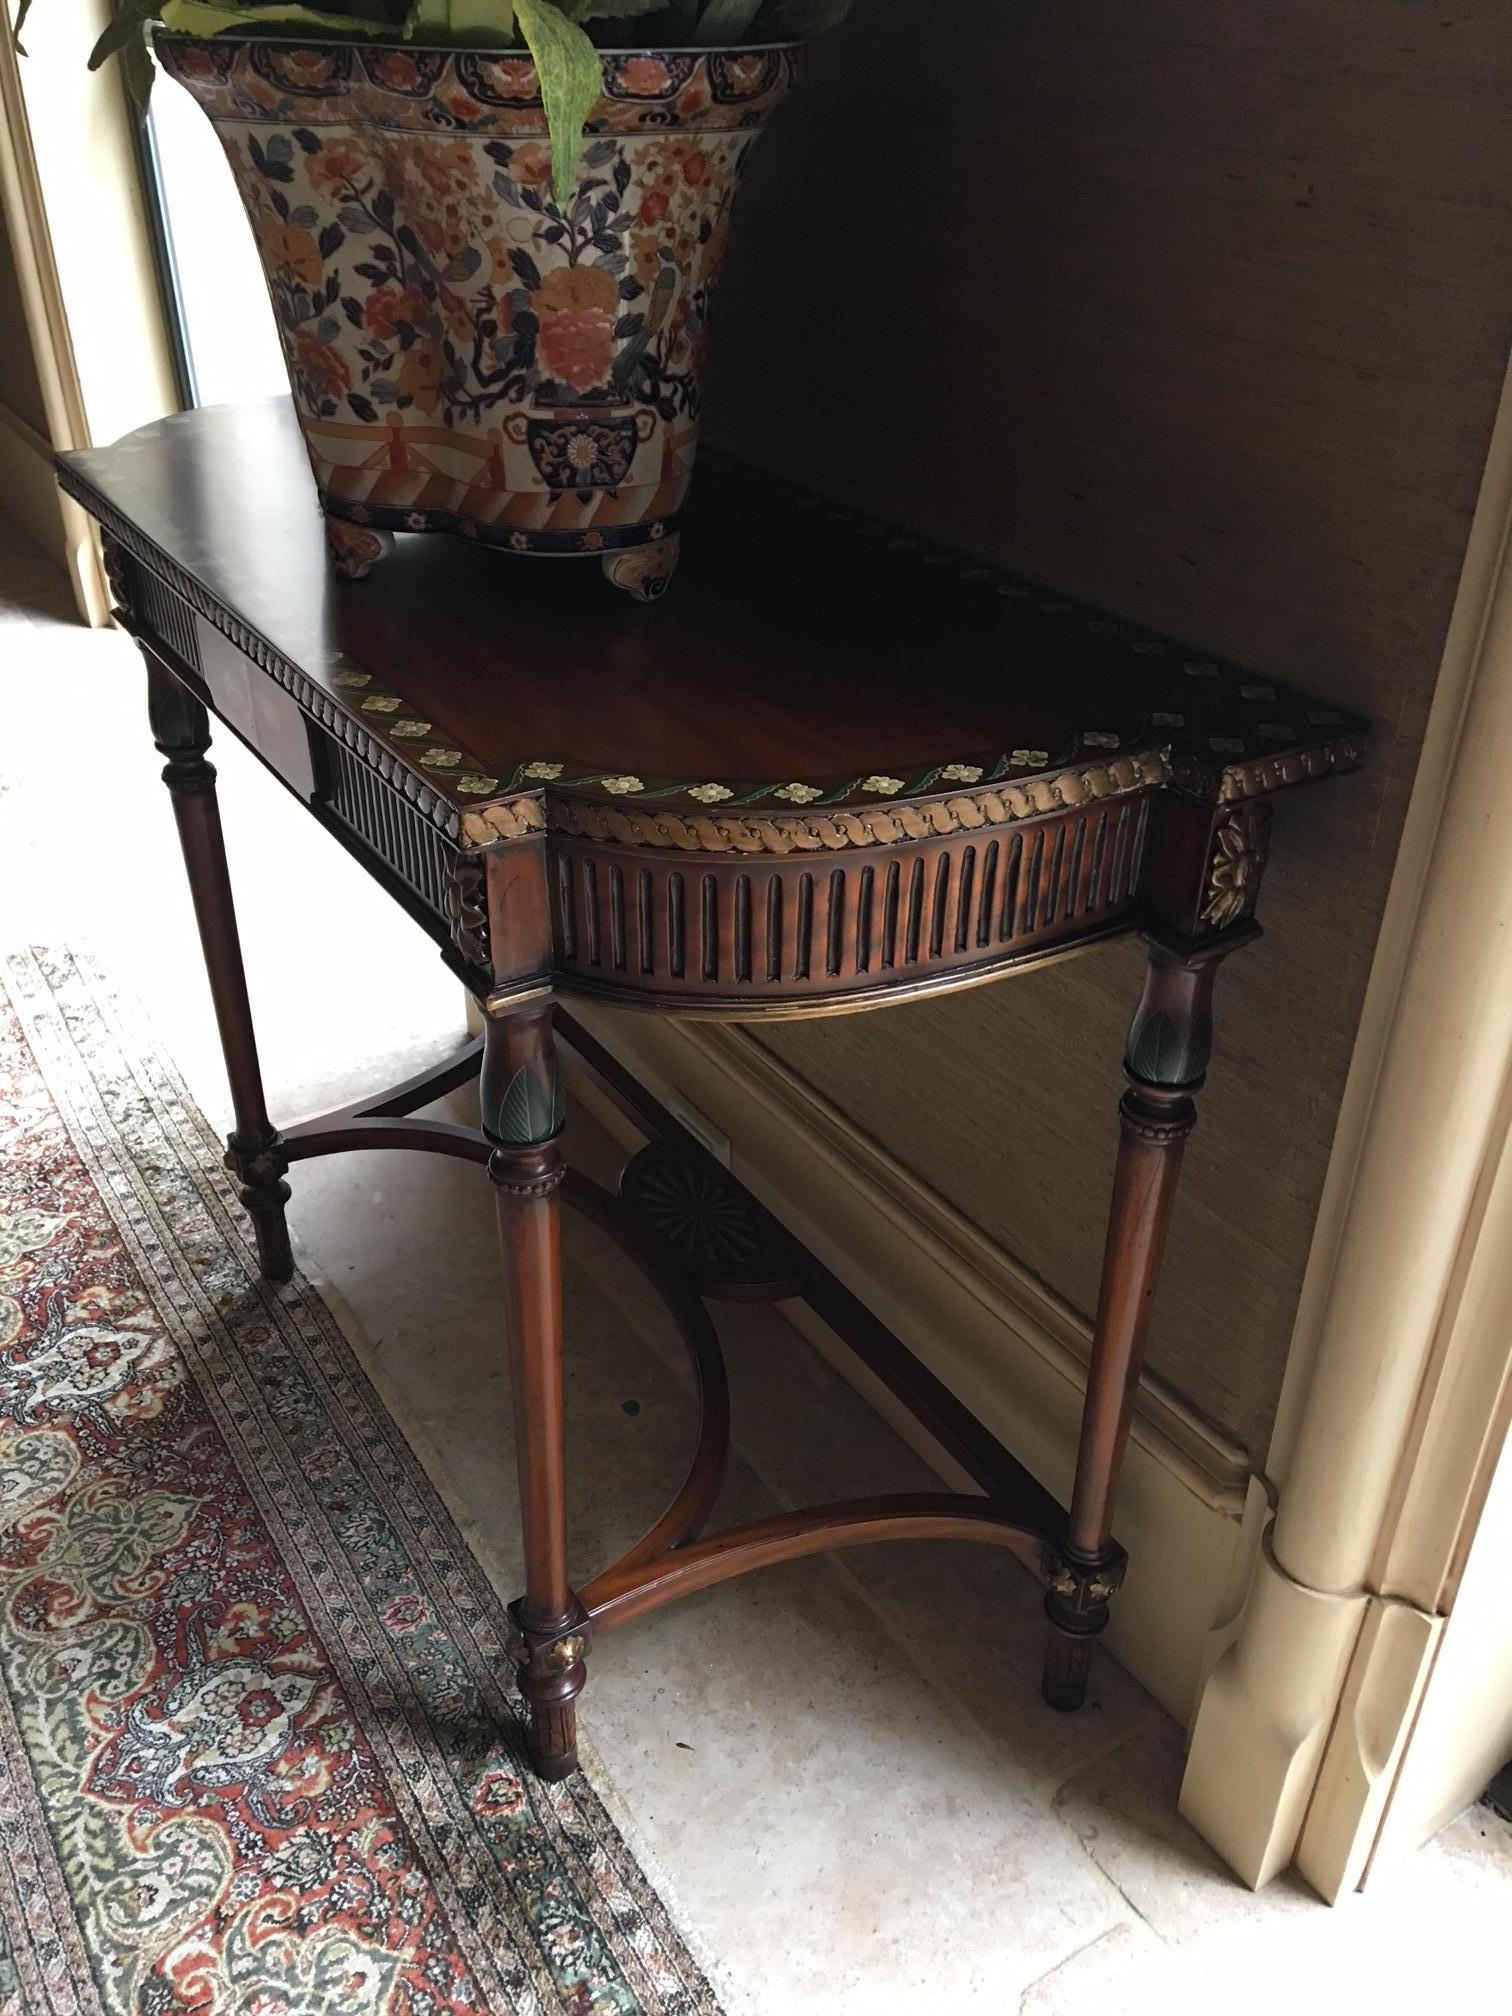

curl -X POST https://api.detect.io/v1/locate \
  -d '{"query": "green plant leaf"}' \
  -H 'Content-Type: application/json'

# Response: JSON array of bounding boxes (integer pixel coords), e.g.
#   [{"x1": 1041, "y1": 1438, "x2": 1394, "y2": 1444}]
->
[
  {"x1": 87, "y1": 0, "x2": 161, "y2": 71},
  {"x1": 755, "y1": 0, "x2": 853, "y2": 35},
  {"x1": 514, "y1": 0, "x2": 601, "y2": 206},
  {"x1": 122, "y1": 20, "x2": 157, "y2": 99},
  {"x1": 158, "y1": 0, "x2": 404, "y2": 37},
  {"x1": 690, "y1": 0, "x2": 763, "y2": 41},
  {"x1": 656, "y1": 0, "x2": 702, "y2": 41},
  {"x1": 154, "y1": 0, "x2": 251, "y2": 27},
  {"x1": 407, "y1": 0, "x2": 517, "y2": 45}
]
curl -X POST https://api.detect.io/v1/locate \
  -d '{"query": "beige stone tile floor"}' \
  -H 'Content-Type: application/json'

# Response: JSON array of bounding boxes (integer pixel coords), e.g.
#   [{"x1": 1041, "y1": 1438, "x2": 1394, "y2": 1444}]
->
[{"x1": 3, "y1": 522, "x2": 1510, "y2": 2013}]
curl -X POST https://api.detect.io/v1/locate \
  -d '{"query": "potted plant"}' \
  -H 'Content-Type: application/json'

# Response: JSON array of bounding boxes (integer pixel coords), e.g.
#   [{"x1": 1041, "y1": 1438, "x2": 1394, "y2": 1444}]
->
[{"x1": 20, "y1": 0, "x2": 851, "y2": 595}]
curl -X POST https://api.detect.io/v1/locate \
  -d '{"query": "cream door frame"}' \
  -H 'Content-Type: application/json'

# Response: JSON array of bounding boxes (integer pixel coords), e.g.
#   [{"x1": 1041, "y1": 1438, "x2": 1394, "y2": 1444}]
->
[
  {"x1": 0, "y1": 0, "x2": 178, "y2": 621},
  {"x1": 1181, "y1": 346, "x2": 1512, "y2": 1899},
  {"x1": 0, "y1": 13, "x2": 104, "y2": 620}
]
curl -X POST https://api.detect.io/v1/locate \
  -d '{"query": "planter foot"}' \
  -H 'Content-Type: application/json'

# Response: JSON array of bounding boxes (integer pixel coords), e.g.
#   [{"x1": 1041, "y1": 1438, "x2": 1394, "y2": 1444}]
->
[
  {"x1": 326, "y1": 516, "x2": 395, "y2": 581},
  {"x1": 603, "y1": 534, "x2": 679, "y2": 603}
]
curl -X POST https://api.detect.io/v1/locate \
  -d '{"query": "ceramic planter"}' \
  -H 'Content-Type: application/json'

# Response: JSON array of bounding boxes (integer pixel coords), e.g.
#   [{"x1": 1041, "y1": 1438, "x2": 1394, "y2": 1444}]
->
[{"x1": 156, "y1": 33, "x2": 799, "y2": 598}]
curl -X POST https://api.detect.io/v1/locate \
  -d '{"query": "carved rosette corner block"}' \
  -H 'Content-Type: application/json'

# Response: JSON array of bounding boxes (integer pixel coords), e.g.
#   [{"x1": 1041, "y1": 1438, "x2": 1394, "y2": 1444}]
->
[
  {"x1": 1141, "y1": 788, "x2": 1275, "y2": 944},
  {"x1": 1202, "y1": 802, "x2": 1273, "y2": 931}
]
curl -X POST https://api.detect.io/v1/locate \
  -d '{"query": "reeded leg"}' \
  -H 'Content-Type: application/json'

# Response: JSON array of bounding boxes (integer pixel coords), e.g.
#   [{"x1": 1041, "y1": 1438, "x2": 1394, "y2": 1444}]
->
[
  {"x1": 602, "y1": 532, "x2": 680, "y2": 603},
  {"x1": 484, "y1": 1001, "x2": 587, "y2": 1779},
  {"x1": 147, "y1": 658, "x2": 292, "y2": 1283},
  {"x1": 325, "y1": 513, "x2": 395, "y2": 581},
  {"x1": 1043, "y1": 937, "x2": 1229, "y2": 1710}
]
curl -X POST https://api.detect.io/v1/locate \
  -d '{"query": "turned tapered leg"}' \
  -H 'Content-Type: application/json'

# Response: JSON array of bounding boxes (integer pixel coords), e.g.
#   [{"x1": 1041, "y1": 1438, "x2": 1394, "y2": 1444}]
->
[
  {"x1": 484, "y1": 1002, "x2": 587, "y2": 1779},
  {"x1": 147, "y1": 658, "x2": 292, "y2": 1282},
  {"x1": 1043, "y1": 937, "x2": 1229, "y2": 1710}
]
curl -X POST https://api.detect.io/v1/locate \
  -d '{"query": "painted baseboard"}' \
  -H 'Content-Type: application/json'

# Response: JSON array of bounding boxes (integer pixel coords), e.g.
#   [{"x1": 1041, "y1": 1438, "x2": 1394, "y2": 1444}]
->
[
  {"x1": 0, "y1": 401, "x2": 62, "y2": 557},
  {"x1": 565, "y1": 1003, "x2": 1256, "y2": 1724},
  {"x1": 0, "y1": 400, "x2": 102, "y2": 621}
]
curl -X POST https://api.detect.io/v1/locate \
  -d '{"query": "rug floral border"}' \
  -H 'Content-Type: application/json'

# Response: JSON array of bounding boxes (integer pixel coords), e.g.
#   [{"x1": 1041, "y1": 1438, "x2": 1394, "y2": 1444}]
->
[{"x1": 0, "y1": 944, "x2": 721, "y2": 2016}]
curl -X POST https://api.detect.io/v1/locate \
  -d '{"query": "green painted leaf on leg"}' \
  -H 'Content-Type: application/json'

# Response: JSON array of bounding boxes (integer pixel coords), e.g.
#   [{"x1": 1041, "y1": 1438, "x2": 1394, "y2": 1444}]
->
[{"x1": 497, "y1": 1064, "x2": 566, "y2": 1147}]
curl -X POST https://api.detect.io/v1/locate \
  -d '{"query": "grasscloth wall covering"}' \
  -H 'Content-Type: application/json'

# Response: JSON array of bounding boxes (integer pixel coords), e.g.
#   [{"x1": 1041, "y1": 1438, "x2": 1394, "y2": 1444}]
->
[{"x1": 701, "y1": 1, "x2": 1512, "y2": 1458}]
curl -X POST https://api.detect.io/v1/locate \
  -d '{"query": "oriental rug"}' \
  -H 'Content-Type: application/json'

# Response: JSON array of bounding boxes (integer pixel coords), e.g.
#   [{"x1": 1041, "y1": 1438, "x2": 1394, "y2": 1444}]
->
[{"x1": 0, "y1": 944, "x2": 720, "y2": 2016}]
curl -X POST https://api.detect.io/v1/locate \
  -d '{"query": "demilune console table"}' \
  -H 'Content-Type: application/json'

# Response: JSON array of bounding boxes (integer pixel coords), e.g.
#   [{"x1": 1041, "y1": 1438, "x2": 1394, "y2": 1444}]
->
[{"x1": 59, "y1": 399, "x2": 1367, "y2": 1781}]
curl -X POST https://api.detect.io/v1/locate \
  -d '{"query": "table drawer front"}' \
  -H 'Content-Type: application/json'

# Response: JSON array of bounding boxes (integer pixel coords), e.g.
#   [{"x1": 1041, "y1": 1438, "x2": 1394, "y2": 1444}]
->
[{"x1": 550, "y1": 794, "x2": 1150, "y2": 1011}]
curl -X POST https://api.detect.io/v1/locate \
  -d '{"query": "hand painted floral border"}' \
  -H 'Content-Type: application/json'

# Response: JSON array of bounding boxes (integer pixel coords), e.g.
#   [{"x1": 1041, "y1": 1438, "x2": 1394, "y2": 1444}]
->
[
  {"x1": 320, "y1": 653, "x2": 1085, "y2": 810},
  {"x1": 313, "y1": 449, "x2": 1364, "y2": 824},
  {"x1": 318, "y1": 635, "x2": 1351, "y2": 825}
]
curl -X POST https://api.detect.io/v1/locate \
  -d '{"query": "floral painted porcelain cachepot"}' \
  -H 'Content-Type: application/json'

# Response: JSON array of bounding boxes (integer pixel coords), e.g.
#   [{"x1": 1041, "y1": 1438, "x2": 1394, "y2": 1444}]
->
[{"x1": 156, "y1": 33, "x2": 800, "y2": 598}]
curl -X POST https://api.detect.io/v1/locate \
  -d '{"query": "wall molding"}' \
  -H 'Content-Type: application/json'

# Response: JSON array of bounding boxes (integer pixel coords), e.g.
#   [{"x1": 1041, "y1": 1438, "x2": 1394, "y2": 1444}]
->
[
  {"x1": 0, "y1": 0, "x2": 179, "y2": 625},
  {"x1": 1182, "y1": 346, "x2": 1512, "y2": 1898},
  {"x1": 0, "y1": 14, "x2": 103, "y2": 622},
  {"x1": 566, "y1": 1003, "x2": 1254, "y2": 1724},
  {"x1": 0, "y1": 398, "x2": 73, "y2": 578}
]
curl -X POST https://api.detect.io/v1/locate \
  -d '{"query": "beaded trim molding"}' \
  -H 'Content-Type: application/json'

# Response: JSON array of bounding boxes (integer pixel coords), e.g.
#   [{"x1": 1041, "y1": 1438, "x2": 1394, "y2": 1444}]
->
[{"x1": 1203, "y1": 739, "x2": 1369, "y2": 804}]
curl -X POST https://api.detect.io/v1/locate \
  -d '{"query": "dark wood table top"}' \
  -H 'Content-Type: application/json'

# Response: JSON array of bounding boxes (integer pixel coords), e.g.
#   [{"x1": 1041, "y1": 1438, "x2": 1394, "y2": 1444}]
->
[{"x1": 59, "y1": 399, "x2": 1366, "y2": 852}]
